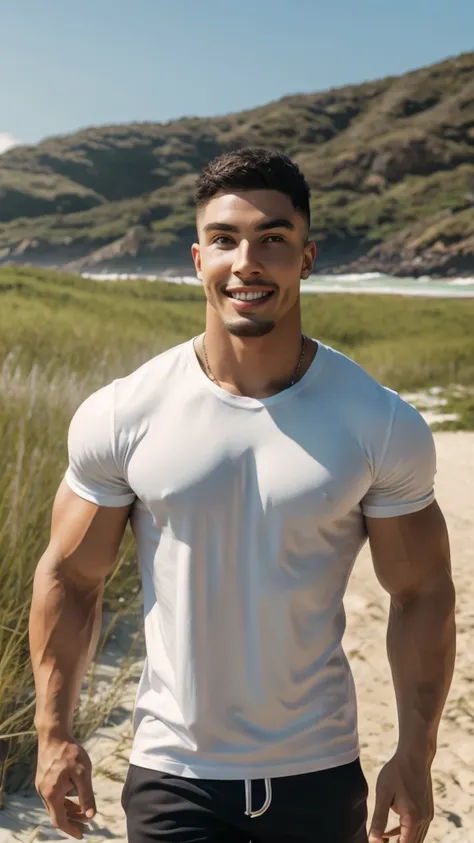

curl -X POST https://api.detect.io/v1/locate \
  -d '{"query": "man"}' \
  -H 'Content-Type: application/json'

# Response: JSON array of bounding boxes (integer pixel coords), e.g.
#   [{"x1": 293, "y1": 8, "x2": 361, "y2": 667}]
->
[{"x1": 30, "y1": 147, "x2": 455, "y2": 843}]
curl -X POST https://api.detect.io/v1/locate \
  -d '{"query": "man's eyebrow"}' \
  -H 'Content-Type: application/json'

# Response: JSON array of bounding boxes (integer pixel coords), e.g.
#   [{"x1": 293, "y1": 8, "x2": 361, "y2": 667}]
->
[
  {"x1": 203, "y1": 222, "x2": 238, "y2": 233},
  {"x1": 203, "y1": 218, "x2": 296, "y2": 234},
  {"x1": 256, "y1": 217, "x2": 296, "y2": 232}
]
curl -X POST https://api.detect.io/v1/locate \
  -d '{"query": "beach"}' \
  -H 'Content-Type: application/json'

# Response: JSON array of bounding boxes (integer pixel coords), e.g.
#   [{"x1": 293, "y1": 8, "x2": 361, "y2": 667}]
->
[{"x1": 1, "y1": 431, "x2": 473, "y2": 842}]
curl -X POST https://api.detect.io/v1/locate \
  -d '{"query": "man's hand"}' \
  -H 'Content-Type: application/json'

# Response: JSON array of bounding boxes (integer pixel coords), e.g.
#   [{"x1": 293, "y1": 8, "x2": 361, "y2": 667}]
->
[
  {"x1": 368, "y1": 753, "x2": 434, "y2": 843},
  {"x1": 36, "y1": 736, "x2": 96, "y2": 840}
]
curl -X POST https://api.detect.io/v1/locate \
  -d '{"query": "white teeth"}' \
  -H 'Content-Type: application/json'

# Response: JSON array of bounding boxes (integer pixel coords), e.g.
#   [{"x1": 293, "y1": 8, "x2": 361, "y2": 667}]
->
[{"x1": 228, "y1": 291, "x2": 270, "y2": 301}]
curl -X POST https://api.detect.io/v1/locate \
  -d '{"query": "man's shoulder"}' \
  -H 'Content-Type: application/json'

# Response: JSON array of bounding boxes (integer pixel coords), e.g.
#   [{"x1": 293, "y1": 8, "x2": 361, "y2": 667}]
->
[
  {"x1": 69, "y1": 339, "x2": 195, "y2": 438},
  {"x1": 113, "y1": 337, "x2": 194, "y2": 406},
  {"x1": 114, "y1": 340, "x2": 193, "y2": 412},
  {"x1": 70, "y1": 338, "x2": 194, "y2": 433},
  {"x1": 319, "y1": 342, "x2": 396, "y2": 411},
  {"x1": 320, "y1": 342, "x2": 430, "y2": 465}
]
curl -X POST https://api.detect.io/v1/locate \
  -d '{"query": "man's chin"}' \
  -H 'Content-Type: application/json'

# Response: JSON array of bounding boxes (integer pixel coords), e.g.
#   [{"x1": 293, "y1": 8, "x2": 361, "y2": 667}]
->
[{"x1": 223, "y1": 317, "x2": 275, "y2": 338}]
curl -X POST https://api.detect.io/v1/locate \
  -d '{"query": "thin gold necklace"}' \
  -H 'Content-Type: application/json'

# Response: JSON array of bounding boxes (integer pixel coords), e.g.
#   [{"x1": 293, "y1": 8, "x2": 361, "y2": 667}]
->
[{"x1": 202, "y1": 333, "x2": 307, "y2": 390}]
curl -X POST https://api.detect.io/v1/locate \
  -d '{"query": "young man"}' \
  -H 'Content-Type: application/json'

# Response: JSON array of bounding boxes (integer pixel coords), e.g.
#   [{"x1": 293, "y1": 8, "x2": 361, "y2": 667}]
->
[{"x1": 30, "y1": 148, "x2": 455, "y2": 843}]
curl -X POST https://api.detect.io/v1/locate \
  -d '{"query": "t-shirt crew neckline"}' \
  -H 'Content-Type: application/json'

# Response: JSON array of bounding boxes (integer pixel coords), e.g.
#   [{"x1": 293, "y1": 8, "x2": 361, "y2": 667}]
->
[{"x1": 187, "y1": 336, "x2": 326, "y2": 409}]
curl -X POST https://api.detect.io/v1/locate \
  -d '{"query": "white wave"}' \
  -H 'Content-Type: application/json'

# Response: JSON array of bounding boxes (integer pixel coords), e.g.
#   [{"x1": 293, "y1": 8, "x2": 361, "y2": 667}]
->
[
  {"x1": 315, "y1": 272, "x2": 384, "y2": 282},
  {"x1": 449, "y1": 277, "x2": 474, "y2": 286},
  {"x1": 162, "y1": 274, "x2": 202, "y2": 286},
  {"x1": 83, "y1": 272, "x2": 131, "y2": 281},
  {"x1": 301, "y1": 282, "x2": 474, "y2": 297},
  {"x1": 81, "y1": 271, "x2": 474, "y2": 298}
]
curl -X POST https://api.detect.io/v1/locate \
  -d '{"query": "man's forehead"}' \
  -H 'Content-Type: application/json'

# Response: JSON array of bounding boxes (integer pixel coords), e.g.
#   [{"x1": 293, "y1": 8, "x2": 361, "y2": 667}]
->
[{"x1": 197, "y1": 189, "x2": 301, "y2": 227}]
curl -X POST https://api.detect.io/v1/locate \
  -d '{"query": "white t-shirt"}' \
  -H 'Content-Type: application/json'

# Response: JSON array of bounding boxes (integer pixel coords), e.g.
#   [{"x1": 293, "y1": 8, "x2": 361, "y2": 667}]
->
[{"x1": 65, "y1": 338, "x2": 436, "y2": 780}]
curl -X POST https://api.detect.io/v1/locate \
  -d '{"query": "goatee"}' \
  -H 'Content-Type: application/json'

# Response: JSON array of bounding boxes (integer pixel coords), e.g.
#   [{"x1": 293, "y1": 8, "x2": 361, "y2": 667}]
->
[{"x1": 224, "y1": 319, "x2": 275, "y2": 338}]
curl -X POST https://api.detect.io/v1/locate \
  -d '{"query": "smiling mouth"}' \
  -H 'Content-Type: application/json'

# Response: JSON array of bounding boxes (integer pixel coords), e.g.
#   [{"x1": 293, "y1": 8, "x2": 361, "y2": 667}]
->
[{"x1": 225, "y1": 290, "x2": 275, "y2": 302}]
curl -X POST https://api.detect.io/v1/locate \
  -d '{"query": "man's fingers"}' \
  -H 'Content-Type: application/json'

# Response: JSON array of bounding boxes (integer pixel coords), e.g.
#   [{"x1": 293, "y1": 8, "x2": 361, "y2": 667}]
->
[
  {"x1": 369, "y1": 789, "x2": 393, "y2": 842},
  {"x1": 64, "y1": 797, "x2": 89, "y2": 821},
  {"x1": 36, "y1": 742, "x2": 95, "y2": 840},
  {"x1": 372, "y1": 828, "x2": 400, "y2": 843},
  {"x1": 40, "y1": 774, "x2": 90, "y2": 840},
  {"x1": 399, "y1": 817, "x2": 428, "y2": 843},
  {"x1": 382, "y1": 827, "x2": 401, "y2": 840},
  {"x1": 72, "y1": 764, "x2": 96, "y2": 819},
  {"x1": 45, "y1": 789, "x2": 84, "y2": 840}
]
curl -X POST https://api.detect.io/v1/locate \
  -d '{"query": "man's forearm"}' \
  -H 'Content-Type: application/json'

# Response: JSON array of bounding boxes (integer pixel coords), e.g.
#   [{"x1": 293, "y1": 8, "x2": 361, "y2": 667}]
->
[
  {"x1": 29, "y1": 553, "x2": 104, "y2": 738},
  {"x1": 387, "y1": 571, "x2": 456, "y2": 762}
]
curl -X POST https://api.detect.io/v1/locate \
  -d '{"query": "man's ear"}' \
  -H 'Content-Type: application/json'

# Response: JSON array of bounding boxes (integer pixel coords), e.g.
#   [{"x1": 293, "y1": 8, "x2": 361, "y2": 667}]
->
[
  {"x1": 191, "y1": 243, "x2": 202, "y2": 280},
  {"x1": 301, "y1": 240, "x2": 317, "y2": 280}
]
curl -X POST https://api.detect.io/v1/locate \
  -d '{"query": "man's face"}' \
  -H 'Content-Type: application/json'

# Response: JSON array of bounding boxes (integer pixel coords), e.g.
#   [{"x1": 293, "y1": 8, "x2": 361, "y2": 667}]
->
[{"x1": 192, "y1": 190, "x2": 316, "y2": 337}]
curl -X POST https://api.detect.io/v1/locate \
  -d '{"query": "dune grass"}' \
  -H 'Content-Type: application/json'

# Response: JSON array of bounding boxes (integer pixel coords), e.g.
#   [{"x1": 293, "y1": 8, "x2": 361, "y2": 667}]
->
[{"x1": 0, "y1": 265, "x2": 473, "y2": 797}]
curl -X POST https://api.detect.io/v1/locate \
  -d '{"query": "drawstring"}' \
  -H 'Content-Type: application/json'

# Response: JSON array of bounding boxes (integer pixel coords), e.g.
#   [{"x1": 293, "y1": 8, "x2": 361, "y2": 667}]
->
[{"x1": 244, "y1": 778, "x2": 272, "y2": 818}]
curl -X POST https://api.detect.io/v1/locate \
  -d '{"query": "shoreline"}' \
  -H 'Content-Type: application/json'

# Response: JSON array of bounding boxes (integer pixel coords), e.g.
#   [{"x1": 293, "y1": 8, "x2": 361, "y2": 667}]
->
[{"x1": 81, "y1": 270, "x2": 474, "y2": 298}]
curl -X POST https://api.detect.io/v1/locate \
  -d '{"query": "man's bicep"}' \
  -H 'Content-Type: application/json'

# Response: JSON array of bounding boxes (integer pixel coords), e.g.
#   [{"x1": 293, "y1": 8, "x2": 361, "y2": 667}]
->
[
  {"x1": 366, "y1": 500, "x2": 451, "y2": 599},
  {"x1": 45, "y1": 478, "x2": 132, "y2": 584}
]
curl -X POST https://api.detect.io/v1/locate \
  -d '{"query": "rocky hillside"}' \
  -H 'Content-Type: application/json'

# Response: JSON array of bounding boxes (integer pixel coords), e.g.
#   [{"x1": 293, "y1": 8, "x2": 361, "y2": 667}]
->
[{"x1": 1, "y1": 50, "x2": 474, "y2": 276}]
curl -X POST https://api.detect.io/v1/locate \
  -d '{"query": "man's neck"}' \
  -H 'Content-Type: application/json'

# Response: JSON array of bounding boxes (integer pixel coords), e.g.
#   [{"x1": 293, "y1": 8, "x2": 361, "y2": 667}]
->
[{"x1": 196, "y1": 311, "x2": 316, "y2": 399}]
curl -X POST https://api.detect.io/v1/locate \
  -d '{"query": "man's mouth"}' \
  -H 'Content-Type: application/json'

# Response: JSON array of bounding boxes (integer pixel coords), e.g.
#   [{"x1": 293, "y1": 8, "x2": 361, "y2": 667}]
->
[
  {"x1": 223, "y1": 288, "x2": 276, "y2": 312},
  {"x1": 223, "y1": 290, "x2": 274, "y2": 315},
  {"x1": 225, "y1": 290, "x2": 274, "y2": 302}
]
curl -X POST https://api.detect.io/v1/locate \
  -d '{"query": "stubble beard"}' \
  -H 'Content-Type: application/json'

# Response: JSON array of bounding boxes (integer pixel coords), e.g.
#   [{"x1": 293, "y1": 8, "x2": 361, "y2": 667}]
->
[{"x1": 223, "y1": 318, "x2": 276, "y2": 338}]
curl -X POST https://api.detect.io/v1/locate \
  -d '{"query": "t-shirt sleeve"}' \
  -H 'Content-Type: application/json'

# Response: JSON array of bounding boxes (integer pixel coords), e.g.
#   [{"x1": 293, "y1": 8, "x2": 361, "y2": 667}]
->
[
  {"x1": 361, "y1": 396, "x2": 436, "y2": 519},
  {"x1": 64, "y1": 381, "x2": 136, "y2": 507}
]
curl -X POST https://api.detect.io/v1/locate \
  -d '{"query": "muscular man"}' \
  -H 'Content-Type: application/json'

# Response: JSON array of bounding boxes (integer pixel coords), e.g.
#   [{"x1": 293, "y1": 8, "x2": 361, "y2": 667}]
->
[{"x1": 30, "y1": 147, "x2": 455, "y2": 843}]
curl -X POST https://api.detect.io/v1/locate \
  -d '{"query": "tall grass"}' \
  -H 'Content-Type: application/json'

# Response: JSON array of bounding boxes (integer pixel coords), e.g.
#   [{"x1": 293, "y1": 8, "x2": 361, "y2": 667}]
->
[
  {"x1": 0, "y1": 349, "x2": 143, "y2": 797},
  {"x1": 1, "y1": 265, "x2": 473, "y2": 796}
]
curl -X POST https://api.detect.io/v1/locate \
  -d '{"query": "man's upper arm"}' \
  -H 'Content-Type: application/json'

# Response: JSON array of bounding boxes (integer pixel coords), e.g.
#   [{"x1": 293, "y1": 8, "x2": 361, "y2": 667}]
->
[
  {"x1": 362, "y1": 394, "x2": 451, "y2": 598},
  {"x1": 46, "y1": 479, "x2": 132, "y2": 584},
  {"x1": 366, "y1": 501, "x2": 452, "y2": 599},
  {"x1": 42, "y1": 381, "x2": 136, "y2": 584}
]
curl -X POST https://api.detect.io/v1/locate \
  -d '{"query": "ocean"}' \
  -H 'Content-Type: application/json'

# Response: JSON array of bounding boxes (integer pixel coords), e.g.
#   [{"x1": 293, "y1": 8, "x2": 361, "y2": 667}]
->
[{"x1": 82, "y1": 271, "x2": 474, "y2": 298}]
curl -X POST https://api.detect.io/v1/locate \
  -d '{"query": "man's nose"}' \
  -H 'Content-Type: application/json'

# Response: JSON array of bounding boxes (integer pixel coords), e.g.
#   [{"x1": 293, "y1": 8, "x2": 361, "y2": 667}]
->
[{"x1": 231, "y1": 241, "x2": 262, "y2": 278}]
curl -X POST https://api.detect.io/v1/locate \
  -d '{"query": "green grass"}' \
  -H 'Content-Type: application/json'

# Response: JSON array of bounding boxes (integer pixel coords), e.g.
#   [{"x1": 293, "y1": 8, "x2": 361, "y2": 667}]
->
[
  {"x1": 1, "y1": 265, "x2": 473, "y2": 796},
  {"x1": 430, "y1": 387, "x2": 474, "y2": 431}
]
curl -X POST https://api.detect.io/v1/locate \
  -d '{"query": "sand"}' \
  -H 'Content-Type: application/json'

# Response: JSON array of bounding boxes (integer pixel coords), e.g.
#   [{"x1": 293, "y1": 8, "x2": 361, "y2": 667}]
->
[{"x1": 1, "y1": 431, "x2": 473, "y2": 842}]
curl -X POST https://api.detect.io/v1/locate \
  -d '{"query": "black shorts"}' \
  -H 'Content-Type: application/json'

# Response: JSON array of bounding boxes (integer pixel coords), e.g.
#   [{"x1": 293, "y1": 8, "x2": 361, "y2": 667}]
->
[{"x1": 122, "y1": 757, "x2": 369, "y2": 842}]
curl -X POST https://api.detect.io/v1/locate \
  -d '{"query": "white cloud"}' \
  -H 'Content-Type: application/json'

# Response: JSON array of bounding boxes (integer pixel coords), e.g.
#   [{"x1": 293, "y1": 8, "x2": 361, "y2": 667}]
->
[{"x1": 0, "y1": 133, "x2": 22, "y2": 154}]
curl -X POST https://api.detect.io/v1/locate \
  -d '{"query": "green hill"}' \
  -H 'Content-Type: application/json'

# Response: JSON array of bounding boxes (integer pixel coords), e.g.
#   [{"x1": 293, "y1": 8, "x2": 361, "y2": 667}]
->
[{"x1": 1, "y1": 50, "x2": 474, "y2": 276}]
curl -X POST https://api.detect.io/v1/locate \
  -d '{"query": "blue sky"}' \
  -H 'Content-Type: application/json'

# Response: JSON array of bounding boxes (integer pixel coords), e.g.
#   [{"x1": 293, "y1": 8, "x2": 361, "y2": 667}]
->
[{"x1": 1, "y1": 0, "x2": 473, "y2": 149}]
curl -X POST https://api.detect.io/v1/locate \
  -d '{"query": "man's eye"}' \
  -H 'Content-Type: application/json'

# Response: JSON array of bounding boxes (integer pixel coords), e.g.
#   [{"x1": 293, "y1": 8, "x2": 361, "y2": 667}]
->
[
  {"x1": 264, "y1": 235, "x2": 284, "y2": 243},
  {"x1": 213, "y1": 236, "x2": 233, "y2": 245}
]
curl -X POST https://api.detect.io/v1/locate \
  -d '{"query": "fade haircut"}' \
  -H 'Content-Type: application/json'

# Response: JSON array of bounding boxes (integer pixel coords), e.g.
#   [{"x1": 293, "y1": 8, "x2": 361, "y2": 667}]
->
[{"x1": 195, "y1": 147, "x2": 311, "y2": 229}]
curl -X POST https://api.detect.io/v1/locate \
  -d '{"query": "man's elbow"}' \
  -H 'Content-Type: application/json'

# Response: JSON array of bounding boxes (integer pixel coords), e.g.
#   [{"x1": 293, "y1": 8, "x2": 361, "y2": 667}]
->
[
  {"x1": 33, "y1": 544, "x2": 105, "y2": 601},
  {"x1": 391, "y1": 565, "x2": 455, "y2": 616}
]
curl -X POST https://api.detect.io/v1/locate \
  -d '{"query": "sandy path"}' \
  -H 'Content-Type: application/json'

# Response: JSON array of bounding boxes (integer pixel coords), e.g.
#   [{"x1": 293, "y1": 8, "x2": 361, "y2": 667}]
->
[
  {"x1": 346, "y1": 432, "x2": 474, "y2": 843},
  {"x1": 1, "y1": 432, "x2": 473, "y2": 842}
]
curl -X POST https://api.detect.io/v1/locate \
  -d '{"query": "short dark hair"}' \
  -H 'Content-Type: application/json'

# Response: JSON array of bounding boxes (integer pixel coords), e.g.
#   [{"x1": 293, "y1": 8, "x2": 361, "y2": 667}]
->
[{"x1": 195, "y1": 147, "x2": 311, "y2": 227}]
